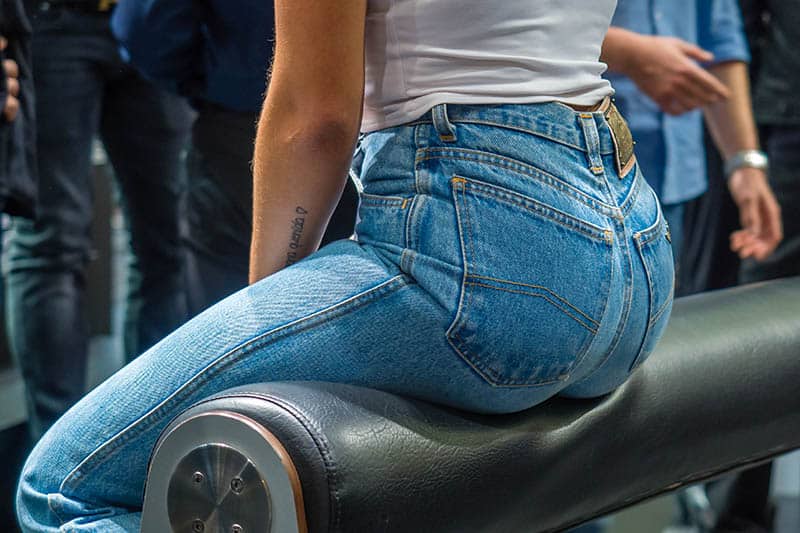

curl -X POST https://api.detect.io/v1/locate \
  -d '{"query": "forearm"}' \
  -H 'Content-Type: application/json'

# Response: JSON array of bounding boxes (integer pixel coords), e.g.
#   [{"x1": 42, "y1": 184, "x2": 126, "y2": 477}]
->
[
  {"x1": 600, "y1": 27, "x2": 642, "y2": 75},
  {"x1": 703, "y1": 61, "x2": 759, "y2": 159},
  {"x1": 249, "y1": 99, "x2": 359, "y2": 284}
]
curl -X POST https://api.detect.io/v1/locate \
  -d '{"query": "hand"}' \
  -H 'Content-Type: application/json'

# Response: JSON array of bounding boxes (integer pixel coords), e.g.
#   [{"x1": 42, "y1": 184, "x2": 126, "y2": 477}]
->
[
  {"x1": 624, "y1": 35, "x2": 731, "y2": 115},
  {"x1": 1, "y1": 36, "x2": 21, "y2": 122},
  {"x1": 728, "y1": 167, "x2": 783, "y2": 261}
]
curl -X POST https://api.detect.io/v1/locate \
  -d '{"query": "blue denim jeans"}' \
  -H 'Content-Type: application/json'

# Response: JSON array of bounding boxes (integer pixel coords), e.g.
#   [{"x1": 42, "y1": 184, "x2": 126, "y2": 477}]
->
[
  {"x1": 17, "y1": 101, "x2": 674, "y2": 531},
  {"x1": 4, "y1": 4, "x2": 192, "y2": 440}
]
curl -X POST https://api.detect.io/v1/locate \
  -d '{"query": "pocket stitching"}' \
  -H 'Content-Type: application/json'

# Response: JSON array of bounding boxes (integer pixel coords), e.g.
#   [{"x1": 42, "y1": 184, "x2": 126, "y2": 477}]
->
[
  {"x1": 457, "y1": 176, "x2": 613, "y2": 244},
  {"x1": 467, "y1": 275, "x2": 600, "y2": 331},
  {"x1": 359, "y1": 192, "x2": 410, "y2": 208},
  {"x1": 447, "y1": 178, "x2": 605, "y2": 387},
  {"x1": 417, "y1": 147, "x2": 618, "y2": 215}
]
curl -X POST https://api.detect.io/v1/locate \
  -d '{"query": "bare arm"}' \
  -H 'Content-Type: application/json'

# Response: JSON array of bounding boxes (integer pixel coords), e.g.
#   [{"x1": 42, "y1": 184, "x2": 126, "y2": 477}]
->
[
  {"x1": 601, "y1": 27, "x2": 730, "y2": 115},
  {"x1": 249, "y1": 0, "x2": 367, "y2": 284},
  {"x1": 704, "y1": 61, "x2": 782, "y2": 260}
]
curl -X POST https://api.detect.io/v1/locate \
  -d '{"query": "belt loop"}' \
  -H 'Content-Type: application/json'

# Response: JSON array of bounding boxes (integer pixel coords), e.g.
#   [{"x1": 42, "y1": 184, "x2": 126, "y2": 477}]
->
[
  {"x1": 349, "y1": 134, "x2": 365, "y2": 193},
  {"x1": 432, "y1": 104, "x2": 457, "y2": 143},
  {"x1": 578, "y1": 113, "x2": 604, "y2": 175}
]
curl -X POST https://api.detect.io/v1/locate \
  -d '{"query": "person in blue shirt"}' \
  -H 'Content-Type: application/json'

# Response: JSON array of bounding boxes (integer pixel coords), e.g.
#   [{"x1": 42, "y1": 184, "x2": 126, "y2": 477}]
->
[
  {"x1": 601, "y1": 0, "x2": 781, "y2": 268},
  {"x1": 112, "y1": 0, "x2": 358, "y2": 316}
]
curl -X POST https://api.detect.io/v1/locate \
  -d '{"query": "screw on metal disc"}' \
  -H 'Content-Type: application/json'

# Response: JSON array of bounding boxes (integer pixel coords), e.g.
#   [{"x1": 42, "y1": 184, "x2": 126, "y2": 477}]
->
[
  {"x1": 231, "y1": 525, "x2": 243, "y2": 533},
  {"x1": 193, "y1": 472, "x2": 204, "y2": 484},
  {"x1": 167, "y1": 444, "x2": 271, "y2": 533}
]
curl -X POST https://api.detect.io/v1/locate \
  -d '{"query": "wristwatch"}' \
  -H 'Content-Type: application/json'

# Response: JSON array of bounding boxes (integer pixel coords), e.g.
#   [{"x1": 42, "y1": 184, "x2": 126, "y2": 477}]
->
[{"x1": 724, "y1": 149, "x2": 769, "y2": 177}]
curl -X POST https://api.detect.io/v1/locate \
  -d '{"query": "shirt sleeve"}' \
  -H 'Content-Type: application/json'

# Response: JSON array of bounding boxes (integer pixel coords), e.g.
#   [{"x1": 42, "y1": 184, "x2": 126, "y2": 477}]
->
[
  {"x1": 698, "y1": 0, "x2": 751, "y2": 64},
  {"x1": 111, "y1": 0, "x2": 205, "y2": 98}
]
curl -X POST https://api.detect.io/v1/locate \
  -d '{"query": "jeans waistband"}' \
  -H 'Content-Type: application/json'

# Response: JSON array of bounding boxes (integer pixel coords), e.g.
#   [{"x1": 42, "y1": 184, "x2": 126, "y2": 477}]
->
[{"x1": 415, "y1": 99, "x2": 618, "y2": 156}]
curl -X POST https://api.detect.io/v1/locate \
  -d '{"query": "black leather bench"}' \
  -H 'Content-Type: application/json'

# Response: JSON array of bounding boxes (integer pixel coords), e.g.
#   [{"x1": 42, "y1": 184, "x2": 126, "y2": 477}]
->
[{"x1": 141, "y1": 277, "x2": 800, "y2": 533}]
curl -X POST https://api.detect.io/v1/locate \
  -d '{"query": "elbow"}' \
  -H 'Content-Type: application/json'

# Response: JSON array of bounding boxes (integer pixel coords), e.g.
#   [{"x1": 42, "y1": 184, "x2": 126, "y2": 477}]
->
[{"x1": 263, "y1": 110, "x2": 361, "y2": 157}]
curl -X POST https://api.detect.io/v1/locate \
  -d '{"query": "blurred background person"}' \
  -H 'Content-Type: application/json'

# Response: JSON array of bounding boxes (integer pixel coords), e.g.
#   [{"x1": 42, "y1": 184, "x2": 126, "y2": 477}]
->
[
  {"x1": 570, "y1": 1, "x2": 783, "y2": 532},
  {"x1": 601, "y1": 0, "x2": 781, "y2": 281},
  {"x1": 738, "y1": 0, "x2": 798, "y2": 286},
  {"x1": 703, "y1": 1, "x2": 800, "y2": 531},
  {"x1": 0, "y1": 0, "x2": 35, "y2": 527},
  {"x1": 112, "y1": 0, "x2": 359, "y2": 317},
  {"x1": 3, "y1": 0, "x2": 193, "y2": 441},
  {"x1": 1, "y1": 0, "x2": 35, "y2": 220}
]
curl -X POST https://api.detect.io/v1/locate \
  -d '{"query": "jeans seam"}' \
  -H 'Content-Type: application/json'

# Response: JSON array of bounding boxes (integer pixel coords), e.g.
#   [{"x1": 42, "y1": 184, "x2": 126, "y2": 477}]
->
[
  {"x1": 46, "y1": 493, "x2": 68, "y2": 527},
  {"x1": 442, "y1": 118, "x2": 596, "y2": 153},
  {"x1": 650, "y1": 294, "x2": 672, "y2": 328},
  {"x1": 58, "y1": 274, "x2": 410, "y2": 494},
  {"x1": 448, "y1": 179, "x2": 597, "y2": 387},
  {"x1": 619, "y1": 171, "x2": 642, "y2": 217},
  {"x1": 591, "y1": 222, "x2": 634, "y2": 375},
  {"x1": 467, "y1": 275, "x2": 600, "y2": 329},
  {"x1": 458, "y1": 177, "x2": 612, "y2": 243},
  {"x1": 464, "y1": 281, "x2": 599, "y2": 334},
  {"x1": 417, "y1": 148, "x2": 617, "y2": 216}
]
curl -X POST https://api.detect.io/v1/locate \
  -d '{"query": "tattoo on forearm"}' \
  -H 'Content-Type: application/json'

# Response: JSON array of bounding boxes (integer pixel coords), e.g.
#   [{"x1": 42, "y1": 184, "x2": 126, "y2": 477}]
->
[{"x1": 285, "y1": 206, "x2": 309, "y2": 266}]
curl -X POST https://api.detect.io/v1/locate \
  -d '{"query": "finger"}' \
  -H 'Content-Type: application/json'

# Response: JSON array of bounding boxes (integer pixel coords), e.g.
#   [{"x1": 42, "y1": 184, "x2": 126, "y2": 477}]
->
[
  {"x1": 5, "y1": 76, "x2": 19, "y2": 98},
  {"x1": 684, "y1": 64, "x2": 731, "y2": 100},
  {"x1": 0, "y1": 37, "x2": 7, "y2": 51},
  {"x1": 3, "y1": 59, "x2": 19, "y2": 79},
  {"x1": 672, "y1": 91, "x2": 705, "y2": 113},
  {"x1": 677, "y1": 41, "x2": 715, "y2": 63},
  {"x1": 661, "y1": 97, "x2": 692, "y2": 116},
  {"x1": 677, "y1": 76, "x2": 724, "y2": 106},
  {"x1": 3, "y1": 95, "x2": 19, "y2": 122},
  {"x1": 730, "y1": 230, "x2": 757, "y2": 252}
]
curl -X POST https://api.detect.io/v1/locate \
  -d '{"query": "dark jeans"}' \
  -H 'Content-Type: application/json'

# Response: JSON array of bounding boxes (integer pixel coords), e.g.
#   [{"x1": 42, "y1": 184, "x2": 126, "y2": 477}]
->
[
  {"x1": 184, "y1": 104, "x2": 359, "y2": 316},
  {"x1": 4, "y1": 4, "x2": 192, "y2": 440}
]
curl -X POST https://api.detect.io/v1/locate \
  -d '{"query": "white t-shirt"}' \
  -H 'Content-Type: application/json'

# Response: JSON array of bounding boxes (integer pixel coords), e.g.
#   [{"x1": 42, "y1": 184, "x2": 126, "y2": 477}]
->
[{"x1": 362, "y1": 0, "x2": 617, "y2": 132}]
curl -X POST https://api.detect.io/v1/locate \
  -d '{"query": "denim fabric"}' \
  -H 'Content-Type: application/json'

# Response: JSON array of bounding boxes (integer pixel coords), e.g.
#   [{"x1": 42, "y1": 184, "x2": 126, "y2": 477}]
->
[
  {"x1": 17, "y1": 101, "x2": 674, "y2": 531},
  {"x1": 3, "y1": 4, "x2": 192, "y2": 440},
  {"x1": 661, "y1": 202, "x2": 685, "y2": 266},
  {"x1": 184, "y1": 104, "x2": 359, "y2": 316}
]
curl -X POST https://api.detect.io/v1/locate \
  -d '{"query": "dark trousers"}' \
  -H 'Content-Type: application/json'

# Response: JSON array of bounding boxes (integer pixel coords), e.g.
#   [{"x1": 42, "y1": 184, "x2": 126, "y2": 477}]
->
[
  {"x1": 183, "y1": 104, "x2": 359, "y2": 317},
  {"x1": 4, "y1": 4, "x2": 192, "y2": 440}
]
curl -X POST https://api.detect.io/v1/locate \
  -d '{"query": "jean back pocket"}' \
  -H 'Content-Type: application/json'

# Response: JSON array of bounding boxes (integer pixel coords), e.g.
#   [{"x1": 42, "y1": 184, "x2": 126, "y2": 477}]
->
[{"x1": 447, "y1": 176, "x2": 614, "y2": 387}]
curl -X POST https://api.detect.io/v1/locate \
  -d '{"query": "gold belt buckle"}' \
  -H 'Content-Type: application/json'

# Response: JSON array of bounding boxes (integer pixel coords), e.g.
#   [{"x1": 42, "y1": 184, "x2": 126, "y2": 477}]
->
[{"x1": 604, "y1": 103, "x2": 637, "y2": 178}]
